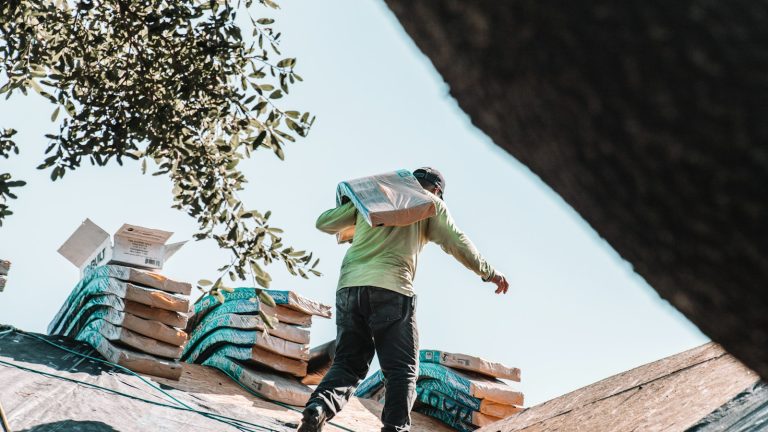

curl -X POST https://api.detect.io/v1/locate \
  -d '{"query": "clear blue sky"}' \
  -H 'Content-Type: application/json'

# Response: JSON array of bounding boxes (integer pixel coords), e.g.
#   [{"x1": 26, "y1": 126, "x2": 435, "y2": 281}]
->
[{"x1": 0, "y1": 0, "x2": 707, "y2": 405}]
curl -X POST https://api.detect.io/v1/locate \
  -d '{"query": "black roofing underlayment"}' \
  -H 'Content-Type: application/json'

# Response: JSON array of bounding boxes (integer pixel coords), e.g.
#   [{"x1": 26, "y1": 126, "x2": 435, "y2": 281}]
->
[
  {"x1": 0, "y1": 324, "x2": 113, "y2": 376},
  {"x1": 0, "y1": 324, "x2": 294, "y2": 432},
  {"x1": 687, "y1": 381, "x2": 768, "y2": 432}
]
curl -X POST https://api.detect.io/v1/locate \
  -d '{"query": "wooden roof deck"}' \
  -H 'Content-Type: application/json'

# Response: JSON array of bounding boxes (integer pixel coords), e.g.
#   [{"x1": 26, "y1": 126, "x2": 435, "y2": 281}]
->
[
  {"x1": 478, "y1": 343, "x2": 759, "y2": 432},
  {"x1": 0, "y1": 326, "x2": 450, "y2": 432}
]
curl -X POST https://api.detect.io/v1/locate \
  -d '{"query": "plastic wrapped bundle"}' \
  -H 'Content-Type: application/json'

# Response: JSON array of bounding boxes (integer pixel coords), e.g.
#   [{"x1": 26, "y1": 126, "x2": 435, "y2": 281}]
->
[
  {"x1": 334, "y1": 170, "x2": 437, "y2": 243},
  {"x1": 355, "y1": 350, "x2": 524, "y2": 430},
  {"x1": 48, "y1": 264, "x2": 192, "y2": 380},
  {"x1": 420, "y1": 350, "x2": 521, "y2": 382},
  {"x1": 182, "y1": 288, "x2": 332, "y2": 406}
]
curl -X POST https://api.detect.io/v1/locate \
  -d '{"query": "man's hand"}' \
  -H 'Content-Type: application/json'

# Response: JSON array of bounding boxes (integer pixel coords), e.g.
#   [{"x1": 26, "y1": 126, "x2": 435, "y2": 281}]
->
[{"x1": 489, "y1": 273, "x2": 509, "y2": 294}]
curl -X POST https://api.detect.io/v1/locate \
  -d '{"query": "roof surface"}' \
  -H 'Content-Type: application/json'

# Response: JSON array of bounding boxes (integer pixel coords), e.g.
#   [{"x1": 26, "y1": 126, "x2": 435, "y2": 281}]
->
[
  {"x1": 0, "y1": 325, "x2": 451, "y2": 432},
  {"x1": 478, "y1": 343, "x2": 759, "y2": 432},
  {"x1": 687, "y1": 381, "x2": 768, "y2": 432},
  {"x1": 5, "y1": 325, "x2": 761, "y2": 432}
]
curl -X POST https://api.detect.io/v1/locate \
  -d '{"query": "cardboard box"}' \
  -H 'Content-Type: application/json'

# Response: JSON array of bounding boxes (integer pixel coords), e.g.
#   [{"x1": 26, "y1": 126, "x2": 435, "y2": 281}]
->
[
  {"x1": 335, "y1": 170, "x2": 437, "y2": 243},
  {"x1": 58, "y1": 219, "x2": 186, "y2": 275},
  {"x1": 0, "y1": 260, "x2": 8, "y2": 292}
]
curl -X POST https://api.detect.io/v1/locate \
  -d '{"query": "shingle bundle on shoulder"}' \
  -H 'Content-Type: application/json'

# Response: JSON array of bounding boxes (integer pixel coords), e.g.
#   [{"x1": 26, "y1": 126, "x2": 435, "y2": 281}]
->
[
  {"x1": 182, "y1": 288, "x2": 332, "y2": 406},
  {"x1": 0, "y1": 260, "x2": 9, "y2": 292},
  {"x1": 48, "y1": 264, "x2": 192, "y2": 380},
  {"x1": 355, "y1": 350, "x2": 524, "y2": 431}
]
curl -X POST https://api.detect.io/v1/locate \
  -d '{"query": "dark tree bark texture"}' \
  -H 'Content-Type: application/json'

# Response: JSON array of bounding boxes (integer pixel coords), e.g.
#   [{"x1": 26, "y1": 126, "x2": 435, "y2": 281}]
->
[{"x1": 384, "y1": 0, "x2": 768, "y2": 377}]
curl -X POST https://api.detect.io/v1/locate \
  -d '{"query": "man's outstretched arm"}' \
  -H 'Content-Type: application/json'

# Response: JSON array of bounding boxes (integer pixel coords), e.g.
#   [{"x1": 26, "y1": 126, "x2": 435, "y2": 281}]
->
[
  {"x1": 316, "y1": 201, "x2": 356, "y2": 234},
  {"x1": 427, "y1": 201, "x2": 509, "y2": 294}
]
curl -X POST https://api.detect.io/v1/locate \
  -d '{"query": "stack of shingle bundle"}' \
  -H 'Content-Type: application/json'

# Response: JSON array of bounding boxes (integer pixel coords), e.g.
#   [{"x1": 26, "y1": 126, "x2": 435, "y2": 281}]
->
[
  {"x1": 0, "y1": 260, "x2": 9, "y2": 292},
  {"x1": 356, "y1": 350, "x2": 524, "y2": 431},
  {"x1": 48, "y1": 264, "x2": 192, "y2": 380},
  {"x1": 182, "y1": 288, "x2": 332, "y2": 406}
]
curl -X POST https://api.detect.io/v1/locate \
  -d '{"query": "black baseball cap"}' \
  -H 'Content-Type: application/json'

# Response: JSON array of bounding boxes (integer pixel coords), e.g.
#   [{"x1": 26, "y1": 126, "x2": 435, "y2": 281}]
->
[{"x1": 413, "y1": 167, "x2": 446, "y2": 199}]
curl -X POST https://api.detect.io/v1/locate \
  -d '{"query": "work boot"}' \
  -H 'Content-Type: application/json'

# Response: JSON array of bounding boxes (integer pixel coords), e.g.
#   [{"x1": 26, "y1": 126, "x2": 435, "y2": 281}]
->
[{"x1": 296, "y1": 403, "x2": 327, "y2": 432}]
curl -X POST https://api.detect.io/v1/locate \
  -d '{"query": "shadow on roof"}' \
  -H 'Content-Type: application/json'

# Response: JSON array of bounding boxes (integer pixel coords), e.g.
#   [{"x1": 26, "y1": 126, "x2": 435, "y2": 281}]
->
[
  {"x1": 0, "y1": 325, "x2": 114, "y2": 377},
  {"x1": 18, "y1": 420, "x2": 120, "y2": 432}
]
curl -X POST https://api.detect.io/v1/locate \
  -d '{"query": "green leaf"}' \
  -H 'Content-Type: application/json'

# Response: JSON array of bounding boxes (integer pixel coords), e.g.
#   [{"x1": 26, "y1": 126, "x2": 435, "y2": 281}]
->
[
  {"x1": 276, "y1": 58, "x2": 295, "y2": 68},
  {"x1": 258, "y1": 290, "x2": 277, "y2": 307},
  {"x1": 0, "y1": 0, "x2": 318, "y2": 291},
  {"x1": 213, "y1": 291, "x2": 226, "y2": 304},
  {"x1": 285, "y1": 118, "x2": 299, "y2": 133},
  {"x1": 250, "y1": 260, "x2": 266, "y2": 277},
  {"x1": 255, "y1": 275, "x2": 271, "y2": 288},
  {"x1": 258, "y1": 309, "x2": 278, "y2": 329},
  {"x1": 64, "y1": 101, "x2": 75, "y2": 116},
  {"x1": 253, "y1": 130, "x2": 267, "y2": 148},
  {"x1": 29, "y1": 80, "x2": 43, "y2": 94}
]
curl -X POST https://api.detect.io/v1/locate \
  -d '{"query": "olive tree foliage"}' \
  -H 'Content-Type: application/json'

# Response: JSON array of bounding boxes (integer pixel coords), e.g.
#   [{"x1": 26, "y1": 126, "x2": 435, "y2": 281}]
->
[{"x1": 0, "y1": 0, "x2": 320, "y2": 311}]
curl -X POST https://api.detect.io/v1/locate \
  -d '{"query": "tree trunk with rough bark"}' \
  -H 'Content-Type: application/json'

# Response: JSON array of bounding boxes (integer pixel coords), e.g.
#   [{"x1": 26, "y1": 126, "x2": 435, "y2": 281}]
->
[{"x1": 384, "y1": 0, "x2": 768, "y2": 378}]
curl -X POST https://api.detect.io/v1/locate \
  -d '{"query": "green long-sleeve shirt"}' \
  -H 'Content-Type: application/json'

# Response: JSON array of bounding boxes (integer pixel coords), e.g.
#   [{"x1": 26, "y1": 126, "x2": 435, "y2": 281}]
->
[{"x1": 316, "y1": 193, "x2": 497, "y2": 297}]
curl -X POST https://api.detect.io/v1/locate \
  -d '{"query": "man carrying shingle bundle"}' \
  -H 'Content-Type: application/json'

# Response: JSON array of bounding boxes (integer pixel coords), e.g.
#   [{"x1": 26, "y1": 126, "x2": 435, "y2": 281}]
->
[{"x1": 298, "y1": 167, "x2": 509, "y2": 432}]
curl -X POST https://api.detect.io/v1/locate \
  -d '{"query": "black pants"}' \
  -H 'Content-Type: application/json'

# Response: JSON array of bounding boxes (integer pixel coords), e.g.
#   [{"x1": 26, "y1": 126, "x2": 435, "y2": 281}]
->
[{"x1": 307, "y1": 286, "x2": 419, "y2": 432}]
